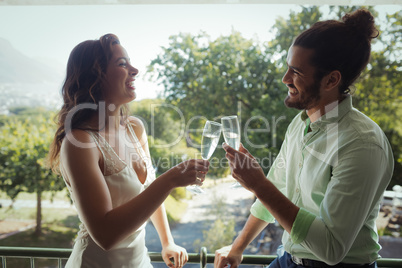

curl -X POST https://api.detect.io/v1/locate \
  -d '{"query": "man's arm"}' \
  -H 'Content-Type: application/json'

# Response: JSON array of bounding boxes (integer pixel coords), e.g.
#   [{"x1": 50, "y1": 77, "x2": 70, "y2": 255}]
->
[
  {"x1": 296, "y1": 143, "x2": 393, "y2": 264},
  {"x1": 214, "y1": 214, "x2": 268, "y2": 268},
  {"x1": 223, "y1": 143, "x2": 299, "y2": 234},
  {"x1": 224, "y1": 141, "x2": 393, "y2": 265}
]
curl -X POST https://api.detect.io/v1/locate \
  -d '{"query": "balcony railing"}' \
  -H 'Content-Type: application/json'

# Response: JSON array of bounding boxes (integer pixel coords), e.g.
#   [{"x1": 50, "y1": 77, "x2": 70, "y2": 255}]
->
[{"x1": 0, "y1": 246, "x2": 401, "y2": 267}]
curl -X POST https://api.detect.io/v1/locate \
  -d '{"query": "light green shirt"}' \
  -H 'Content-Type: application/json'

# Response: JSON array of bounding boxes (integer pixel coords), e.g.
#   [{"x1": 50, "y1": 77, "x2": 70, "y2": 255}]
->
[{"x1": 250, "y1": 95, "x2": 394, "y2": 265}]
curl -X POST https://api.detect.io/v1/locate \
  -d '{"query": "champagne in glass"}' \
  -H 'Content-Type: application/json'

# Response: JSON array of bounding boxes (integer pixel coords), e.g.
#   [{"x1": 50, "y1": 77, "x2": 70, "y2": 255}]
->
[
  {"x1": 222, "y1": 130, "x2": 240, "y2": 150},
  {"x1": 221, "y1": 115, "x2": 242, "y2": 188},
  {"x1": 201, "y1": 133, "x2": 220, "y2": 160},
  {"x1": 186, "y1": 121, "x2": 222, "y2": 194},
  {"x1": 221, "y1": 115, "x2": 240, "y2": 150}
]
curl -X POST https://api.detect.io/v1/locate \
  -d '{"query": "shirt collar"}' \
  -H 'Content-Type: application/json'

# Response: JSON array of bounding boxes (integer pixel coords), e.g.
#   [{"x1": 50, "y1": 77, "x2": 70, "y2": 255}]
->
[{"x1": 300, "y1": 95, "x2": 352, "y2": 131}]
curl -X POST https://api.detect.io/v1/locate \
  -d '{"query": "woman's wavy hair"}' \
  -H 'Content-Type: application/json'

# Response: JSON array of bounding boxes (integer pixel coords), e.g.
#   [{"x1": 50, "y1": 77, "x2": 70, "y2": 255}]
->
[
  {"x1": 48, "y1": 33, "x2": 129, "y2": 173},
  {"x1": 293, "y1": 9, "x2": 379, "y2": 94}
]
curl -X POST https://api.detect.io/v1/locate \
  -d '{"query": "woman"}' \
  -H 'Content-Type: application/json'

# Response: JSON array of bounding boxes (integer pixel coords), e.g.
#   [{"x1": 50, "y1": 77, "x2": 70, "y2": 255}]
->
[{"x1": 48, "y1": 34, "x2": 209, "y2": 267}]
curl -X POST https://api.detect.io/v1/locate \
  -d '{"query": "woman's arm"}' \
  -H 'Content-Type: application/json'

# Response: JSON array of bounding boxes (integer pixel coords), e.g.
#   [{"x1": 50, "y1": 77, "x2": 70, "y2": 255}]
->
[
  {"x1": 150, "y1": 206, "x2": 188, "y2": 267},
  {"x1": 130, "y1": 116, "x2": 189, "y2": 267},
  {"x1": 61, "y1": 128, "x2": 208, "y2": 251}
]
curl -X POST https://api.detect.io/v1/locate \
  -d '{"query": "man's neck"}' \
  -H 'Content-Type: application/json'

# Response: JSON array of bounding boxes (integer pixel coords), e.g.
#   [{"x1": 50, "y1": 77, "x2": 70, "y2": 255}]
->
[{"x1": 306, "y1": 95, "x2": 347, "y2": 123}]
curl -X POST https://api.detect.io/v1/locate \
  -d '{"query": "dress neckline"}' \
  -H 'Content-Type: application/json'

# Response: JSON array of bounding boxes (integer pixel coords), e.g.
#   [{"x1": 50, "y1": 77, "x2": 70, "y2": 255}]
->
[{"x1": 93, "y1": 124, "x2": 148, "y2": 185}]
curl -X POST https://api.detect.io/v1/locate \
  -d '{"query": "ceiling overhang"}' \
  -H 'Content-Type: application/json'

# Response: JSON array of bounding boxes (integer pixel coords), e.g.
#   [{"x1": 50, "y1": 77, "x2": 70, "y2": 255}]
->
[{"x1": 0, "y1": 0, "x2": 401, "y2": 5}]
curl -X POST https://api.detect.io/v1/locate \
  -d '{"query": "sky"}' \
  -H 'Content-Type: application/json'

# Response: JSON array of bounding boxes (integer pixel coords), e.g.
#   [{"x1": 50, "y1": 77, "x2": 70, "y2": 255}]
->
[{"x1": 0, "y1": 4, "x2": 400, "y2": 100}]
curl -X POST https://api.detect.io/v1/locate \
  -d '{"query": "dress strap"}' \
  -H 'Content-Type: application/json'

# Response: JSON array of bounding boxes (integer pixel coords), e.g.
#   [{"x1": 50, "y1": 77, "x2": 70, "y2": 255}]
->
[
  {"x1": 126, "y1": 123, "x2": 156, "y2": 186},
  {"x1": 86, "y1": 131, "x2": 107, "y2": 161},
  {"x1": 126, "y1": 123, "x2": 148, "y2": 165},
  {"x1": 86, "y1": 130, "x2": 126, "y2": 176}
]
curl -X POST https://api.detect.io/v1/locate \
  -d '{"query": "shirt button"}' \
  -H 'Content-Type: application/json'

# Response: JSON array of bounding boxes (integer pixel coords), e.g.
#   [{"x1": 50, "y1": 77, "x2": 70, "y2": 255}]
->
[
  {"x1": 299, "y1": 162, "x2": 302, "y2": 168},
  {"x1": 296, "y1": 188, "x2": 300, "y2": 193}
]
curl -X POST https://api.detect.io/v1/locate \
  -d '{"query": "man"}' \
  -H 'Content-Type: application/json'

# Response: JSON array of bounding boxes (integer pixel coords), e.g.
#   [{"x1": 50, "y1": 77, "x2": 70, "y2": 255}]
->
[{"x1": 214, "y1": 9, "x2": 394, "y2": 268}]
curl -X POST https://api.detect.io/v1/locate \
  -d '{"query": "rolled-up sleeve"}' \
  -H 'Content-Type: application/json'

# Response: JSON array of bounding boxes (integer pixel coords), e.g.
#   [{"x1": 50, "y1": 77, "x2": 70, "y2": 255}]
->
[
  {"x1": 290, "y1": 208, "x2": 316, "y2": 244},
  {"x1": 250, "y1": 199, "x2": 275, "y2": 223},
  {"x1": 298, "y1": 142, "x2": 393, "y2": 265}
]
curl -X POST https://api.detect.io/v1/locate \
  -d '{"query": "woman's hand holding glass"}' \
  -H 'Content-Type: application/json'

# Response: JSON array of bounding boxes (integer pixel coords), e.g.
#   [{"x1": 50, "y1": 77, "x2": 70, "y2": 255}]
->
[{"x1": 167, "y1": 159, "x2": 210, "y2": 189}]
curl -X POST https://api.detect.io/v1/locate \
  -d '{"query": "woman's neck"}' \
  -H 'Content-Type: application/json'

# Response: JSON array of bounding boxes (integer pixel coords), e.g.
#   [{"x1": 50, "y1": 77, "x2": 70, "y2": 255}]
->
[{"x1": 89, "y1": 104, "x2": 123, "y2": 132}]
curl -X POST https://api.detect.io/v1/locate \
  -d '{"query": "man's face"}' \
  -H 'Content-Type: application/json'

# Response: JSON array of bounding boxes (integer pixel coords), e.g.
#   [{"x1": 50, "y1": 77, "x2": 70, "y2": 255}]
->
[{"x1": 282, "y1": 45, "x2": 322, "y2": 111}]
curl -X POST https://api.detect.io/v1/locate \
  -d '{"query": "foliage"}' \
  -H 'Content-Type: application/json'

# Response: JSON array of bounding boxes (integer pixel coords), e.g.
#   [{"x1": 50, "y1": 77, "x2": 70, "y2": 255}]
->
[
  {"x1": 130, "y1": 99, "x2": 183, "y2": 146},
  {"x1": 132, "y1": 99, "x2": 206, "y2": 197},
  {"x1": 147, "y1": 137, "x2": 200, "y2": 178},
  {"x1": 0, "y1": 205, "x2": 79, "y2": 267},
  {"x1": 130, "y1": 99, "x2": 202, "y2": 175},
  {"x1": 170, "y1": 187, "x2": 188, "y2": 201},
  {"x1": 351, "y1": 9, "x2": 402, "y2": 188},
  {"x1": 193, "y1": 218, "x2": 236, "y2": 252},
  {"x1": 0, "y1": 109, "x2": 65, "y2": 235},
  {"x1": 0, "y1": 217, "x2": 77, "y2": 267},
  {"x1": 0, "y1": 7, "x2": 400, "y2": 252},
  {"x1": 148, "y1": 31, "x2": 288, "y2": 176},
  {"x1": 193, "y1": 193, "x2": 237, "y2": 252},
  {"x1": 269, "y1": 6, "x2": 322, "y2": 59},
  {"x1": 0, "y1": 114, "x2": 7, "y2": 127},
  {"x1": 147, "y1": 6, "x2": 402, "y2": 188},
  {"x1": 378, "y1": 226, "x2": 402, "y2": 237},
  {"x1": 162, "y1": 195, "x2": 188, "y2": 224},
  {"x1": 8, "y1": 106, "x2": 51, "y2": 116}
]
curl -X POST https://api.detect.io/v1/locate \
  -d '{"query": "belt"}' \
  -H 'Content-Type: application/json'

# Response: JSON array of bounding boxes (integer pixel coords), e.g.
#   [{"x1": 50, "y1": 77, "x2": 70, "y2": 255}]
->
[{"x1": 291, "y1": 255, "x2": 375, "y2": 268}]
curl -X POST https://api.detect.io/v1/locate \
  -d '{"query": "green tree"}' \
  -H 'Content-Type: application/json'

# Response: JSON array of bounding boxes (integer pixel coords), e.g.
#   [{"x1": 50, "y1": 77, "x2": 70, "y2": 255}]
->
[
  {"x1": 0, "y1": 111, "x2": 65, "y2": 236},
  {"x1": 130, "y1": 99, "x2": 184, "y2": 148},
  {"x1": 146, "y1": 7, "x2": 325, "y2": 175},
  {"x1": 193, "y1": 218, "x2": 236, "y2": 252},
  {"x1": 147, "y1": 6, "x2": 401, "y2": 187},
  {"x1": 353, "y1": 10, "x2": 402, "y2": 188},
  {"x1": 269, "y1": 6, "x2": 322, "y2": 59},
  {"x1": 193, "y1": 193, "x2": 236, "y2": 252},
  {"x1": 130, "y1": 99, "x2": 200, "y2": 172},
  {"x1": 245, "y1": 6, "x2": 325, "y2": 168},
  {"x1": 325, "y1": 7, "x2": 402, "y2": 187},
  {"x1": 130, "y1": 99, "x2": 201, "y2": 199},
  {"x1": 147, "y1": 30, "x2": 292, "y2": 176},
  {"x1": 270, "y1": 6, "x2": 402, "y2": 187}
]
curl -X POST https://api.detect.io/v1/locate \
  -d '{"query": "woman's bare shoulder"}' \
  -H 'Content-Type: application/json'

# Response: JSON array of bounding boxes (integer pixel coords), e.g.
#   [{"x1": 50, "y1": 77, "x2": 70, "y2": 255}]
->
[
  {"x1": 127, "y1": 116, "x2": 146, "y2": 136},
  {"x1": 60, "y1": 129, "x2": 99, "y2": 158}
]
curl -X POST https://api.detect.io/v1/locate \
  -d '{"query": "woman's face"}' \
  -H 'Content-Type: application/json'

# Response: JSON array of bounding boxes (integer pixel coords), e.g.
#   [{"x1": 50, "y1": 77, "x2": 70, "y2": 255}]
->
[{"x1": 102, "y1": 44, "x2": 139, "y2": 106}]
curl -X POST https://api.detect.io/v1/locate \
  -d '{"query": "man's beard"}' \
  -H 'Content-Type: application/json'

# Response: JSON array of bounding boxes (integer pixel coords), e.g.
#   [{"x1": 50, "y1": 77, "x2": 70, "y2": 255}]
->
[{"x1": 284, "y1": 80, "x2": 321, "y2": 110}]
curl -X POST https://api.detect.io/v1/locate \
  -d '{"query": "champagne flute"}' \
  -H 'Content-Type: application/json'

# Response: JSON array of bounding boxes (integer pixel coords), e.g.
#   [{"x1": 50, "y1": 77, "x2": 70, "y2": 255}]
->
[
  {"x1": 221, "y1": 115, "x2": 242, "y2": 188},
  {"x1": 186, "y1": 120, "x2": 222, "y2": 194}
]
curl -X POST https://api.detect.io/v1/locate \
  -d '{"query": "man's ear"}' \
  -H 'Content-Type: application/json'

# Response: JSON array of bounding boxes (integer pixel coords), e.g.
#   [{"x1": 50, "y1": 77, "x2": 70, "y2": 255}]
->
[{"x1": 323, "y1": 70, "x2": 341, "y2": 91}]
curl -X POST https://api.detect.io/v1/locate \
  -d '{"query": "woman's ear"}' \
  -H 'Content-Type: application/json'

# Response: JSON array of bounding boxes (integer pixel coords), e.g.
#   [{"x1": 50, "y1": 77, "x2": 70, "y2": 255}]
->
[{"x1": 323, "y1": 70, "x2": 342, "y2": 91}]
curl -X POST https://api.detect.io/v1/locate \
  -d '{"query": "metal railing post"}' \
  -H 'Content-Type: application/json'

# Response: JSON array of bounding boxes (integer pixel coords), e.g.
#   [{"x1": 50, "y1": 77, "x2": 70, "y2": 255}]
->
[
  {"x1": 1, "y1": 256, "x2": 6, "y2": 268},
  {"x1": 200, "y1": 247, "x2": 207, "y2": 268}
]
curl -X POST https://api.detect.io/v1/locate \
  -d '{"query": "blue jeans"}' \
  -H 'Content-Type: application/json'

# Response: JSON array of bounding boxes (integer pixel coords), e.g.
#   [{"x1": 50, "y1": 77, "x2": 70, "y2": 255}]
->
[
  {"x1": 268, "y1": 246, "x2": 377, "y2": 268},
  {"x1": 268, "y1": 246, "x2": 299, "y2": 268}
]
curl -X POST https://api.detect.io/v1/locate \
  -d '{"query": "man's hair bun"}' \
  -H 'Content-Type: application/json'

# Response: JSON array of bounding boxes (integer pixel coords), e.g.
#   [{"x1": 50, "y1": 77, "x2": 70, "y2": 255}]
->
[{"x1": 342, "y1": 9, "x2": 379, "y2": 40}]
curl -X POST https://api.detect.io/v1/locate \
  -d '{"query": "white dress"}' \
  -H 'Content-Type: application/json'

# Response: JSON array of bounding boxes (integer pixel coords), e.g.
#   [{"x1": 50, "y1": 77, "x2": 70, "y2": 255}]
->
[{"x1": 61, "y1": 124, "x2": 155, "y2": 268}]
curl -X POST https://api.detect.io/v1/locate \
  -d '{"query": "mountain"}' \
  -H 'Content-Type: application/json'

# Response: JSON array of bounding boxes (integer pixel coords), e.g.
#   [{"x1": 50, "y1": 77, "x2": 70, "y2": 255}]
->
[{"x1": 0, "y1": 38, "x2": 63, "y2": 84}]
